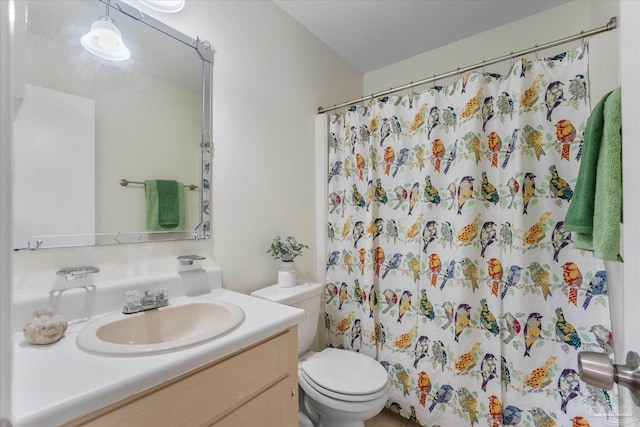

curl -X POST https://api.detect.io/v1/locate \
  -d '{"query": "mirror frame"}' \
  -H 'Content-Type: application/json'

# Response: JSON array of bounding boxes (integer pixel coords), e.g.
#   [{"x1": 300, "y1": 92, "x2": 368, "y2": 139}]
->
[{"x1": 14, "y1": 0, "x2": 213, "y2": 250}]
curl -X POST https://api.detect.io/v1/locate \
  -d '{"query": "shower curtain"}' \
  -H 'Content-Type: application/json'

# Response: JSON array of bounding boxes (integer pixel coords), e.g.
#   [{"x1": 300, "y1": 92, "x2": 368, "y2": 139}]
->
[{"x1": 325, "y1": 46, "x2": 618, "y2": 426}]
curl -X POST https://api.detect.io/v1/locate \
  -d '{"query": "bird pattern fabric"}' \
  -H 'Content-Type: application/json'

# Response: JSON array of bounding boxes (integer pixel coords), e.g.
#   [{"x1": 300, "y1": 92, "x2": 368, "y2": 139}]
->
[{"x1": 325, "y1": 46, "x2": 618, "y2": 426}]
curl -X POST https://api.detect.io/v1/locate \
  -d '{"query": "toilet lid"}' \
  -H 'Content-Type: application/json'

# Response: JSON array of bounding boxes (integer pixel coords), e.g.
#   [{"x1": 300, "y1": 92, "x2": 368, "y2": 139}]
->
[
  {"x1": 299, "y1": 348, "x2": 388, "y2": 395},
  {"x1": 299, "y1": 369, "x2": 389, "y2": 402}
]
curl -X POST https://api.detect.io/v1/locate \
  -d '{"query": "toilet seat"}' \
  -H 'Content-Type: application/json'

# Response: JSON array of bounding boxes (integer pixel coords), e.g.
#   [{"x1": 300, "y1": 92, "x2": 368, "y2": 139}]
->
[{"x1": 299, "y1": 348, "x2": 388, "y2": 402}]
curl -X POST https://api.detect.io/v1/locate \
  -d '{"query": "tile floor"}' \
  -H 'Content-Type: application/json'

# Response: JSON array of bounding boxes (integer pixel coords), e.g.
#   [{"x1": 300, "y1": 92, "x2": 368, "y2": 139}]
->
[{"x1": 365, "y1": 409, "x2": 419, "y2": 427}]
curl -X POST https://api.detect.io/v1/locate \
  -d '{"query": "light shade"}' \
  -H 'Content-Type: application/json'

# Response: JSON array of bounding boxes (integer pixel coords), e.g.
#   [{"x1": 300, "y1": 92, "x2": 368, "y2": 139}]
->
[
  {"x1": 139, "y1": 0, "x2": 185, "y2": 13},
  {"x1": 80, "y1": 16, "x2": 130, "y2": 61}
]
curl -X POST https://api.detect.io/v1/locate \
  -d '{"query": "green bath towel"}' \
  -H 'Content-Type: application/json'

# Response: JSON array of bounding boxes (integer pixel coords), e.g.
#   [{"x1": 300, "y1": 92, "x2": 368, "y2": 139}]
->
[
  {"x1": 564, "y1": 90, "x2": 612, "y2": 234},
  {"x1": 145, "y1": 180, "x2": 186, "y2": 231},
  {"x1": 566, "y1": 87, "x2": 622, "y2": 261},
  {"x1": 593, "y1": 87, "x2": 623, "y2": 261}
]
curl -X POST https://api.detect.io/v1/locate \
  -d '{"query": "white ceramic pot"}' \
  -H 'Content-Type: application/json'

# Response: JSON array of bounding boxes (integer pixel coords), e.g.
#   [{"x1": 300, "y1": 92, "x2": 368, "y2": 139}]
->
[{"x1": 278, "y1": 261, "x2": 296, "y2": 287}]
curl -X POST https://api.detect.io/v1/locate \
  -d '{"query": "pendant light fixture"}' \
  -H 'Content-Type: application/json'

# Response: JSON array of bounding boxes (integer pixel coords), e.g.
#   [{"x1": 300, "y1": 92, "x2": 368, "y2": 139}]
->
[
  {"x1": 80, "y1": 4, "x2": 130, "y2": 61},
  {"x1": 139, "y1": 1, "x2": 185, "y2": 13}
]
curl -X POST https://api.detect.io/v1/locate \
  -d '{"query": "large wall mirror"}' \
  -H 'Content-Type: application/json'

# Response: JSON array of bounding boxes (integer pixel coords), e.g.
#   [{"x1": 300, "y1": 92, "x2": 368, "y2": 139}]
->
[{"x1": 12, "y1": 0, "x2": 212, "y2": 250}]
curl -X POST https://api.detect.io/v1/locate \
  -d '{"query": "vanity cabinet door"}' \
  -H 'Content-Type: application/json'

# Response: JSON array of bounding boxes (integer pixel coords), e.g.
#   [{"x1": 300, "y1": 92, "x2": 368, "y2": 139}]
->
[{"x1": 211, "y1": 376, "x2": 298, "y2": 427}]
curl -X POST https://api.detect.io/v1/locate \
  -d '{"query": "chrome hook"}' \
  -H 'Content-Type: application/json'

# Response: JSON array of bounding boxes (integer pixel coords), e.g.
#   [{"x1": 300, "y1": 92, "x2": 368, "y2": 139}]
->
[{"x1": 579, "y1": 30, "x2": 588, "y2": 51}]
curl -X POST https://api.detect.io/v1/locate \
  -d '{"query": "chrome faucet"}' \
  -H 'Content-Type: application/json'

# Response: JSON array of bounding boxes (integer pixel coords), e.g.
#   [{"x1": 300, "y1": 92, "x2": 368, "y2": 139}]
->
[{"x1": 122, "y1": 287, "x2": 168, "y2": 314}]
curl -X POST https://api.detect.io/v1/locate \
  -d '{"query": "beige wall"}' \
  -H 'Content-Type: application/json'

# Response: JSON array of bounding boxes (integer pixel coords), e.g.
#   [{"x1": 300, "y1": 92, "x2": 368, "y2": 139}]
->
[
  {"x1": 13, "y1": 1, "x2": 363, "y2": 295},
  {"x1": 364, "y1": 1, "x2": 619, "y2": 101}
]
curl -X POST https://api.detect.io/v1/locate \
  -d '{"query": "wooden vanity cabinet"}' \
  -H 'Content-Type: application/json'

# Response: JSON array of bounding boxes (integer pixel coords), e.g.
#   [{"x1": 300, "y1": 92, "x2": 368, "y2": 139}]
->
[{"x1": 64, "y1": 327, "x2": 299, "y2": 427}]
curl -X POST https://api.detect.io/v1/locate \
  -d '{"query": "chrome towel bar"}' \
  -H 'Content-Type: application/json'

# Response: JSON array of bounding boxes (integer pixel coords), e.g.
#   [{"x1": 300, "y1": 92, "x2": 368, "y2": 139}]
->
[{"x1": 120, "y1": 179, "x2": 198, "y2": 191}]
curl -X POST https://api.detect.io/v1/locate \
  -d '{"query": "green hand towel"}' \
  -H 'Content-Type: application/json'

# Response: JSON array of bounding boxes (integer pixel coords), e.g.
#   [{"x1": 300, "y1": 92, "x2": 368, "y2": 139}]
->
[
  {"x1": 565, "y1": 90, "x2": 612, "y2": 234},
  {"x1": 157, "y1": 180, "x2": 179, "y2": 226},
  {"x1": 145, "y1": 180, "x2": 186, "y2": 232}
]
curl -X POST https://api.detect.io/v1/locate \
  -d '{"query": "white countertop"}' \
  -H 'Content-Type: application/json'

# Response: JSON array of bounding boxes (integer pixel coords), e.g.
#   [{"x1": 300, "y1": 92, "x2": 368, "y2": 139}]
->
[{"x1": 14, "y1": 288, "x2": 305, "y2": 427}]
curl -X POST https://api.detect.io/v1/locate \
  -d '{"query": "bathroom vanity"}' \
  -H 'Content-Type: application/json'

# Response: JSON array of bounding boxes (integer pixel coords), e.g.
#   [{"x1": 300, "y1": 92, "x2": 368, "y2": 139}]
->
[{"x1": 13, "y1": 267, "x2": 304, "y2": 427}]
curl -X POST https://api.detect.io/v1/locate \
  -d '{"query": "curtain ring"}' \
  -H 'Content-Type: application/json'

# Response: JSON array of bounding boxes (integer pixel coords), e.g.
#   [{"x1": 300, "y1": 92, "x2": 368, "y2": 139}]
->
[
  {"x1": 534, "y1": 45, "x2": 539, "y2": 60},
  {"x1": 482, "y1": 60, "x2": 486, "y2": 74},
  {"x1": 510, "y1": 52, "x2": 515, "y2": 67}
]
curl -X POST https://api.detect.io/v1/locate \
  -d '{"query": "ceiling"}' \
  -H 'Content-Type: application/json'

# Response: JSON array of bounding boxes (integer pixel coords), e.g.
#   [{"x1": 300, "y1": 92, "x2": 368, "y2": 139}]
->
[{"x1": 274, "y1": 0, "x2": 569, "y2": 73}]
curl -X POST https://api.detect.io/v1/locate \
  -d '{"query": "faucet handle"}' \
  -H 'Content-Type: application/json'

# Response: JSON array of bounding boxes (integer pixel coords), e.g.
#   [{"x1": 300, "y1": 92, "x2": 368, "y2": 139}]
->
[
  {"x1": 125, "y1": 290, "x2": 140, "y2": 302},
  {"x1": 124, "y1": 290, "x2": 141, "y2": 312},
  {"x1": 155, "y1": 286, "x2": 168, "y2": 299}
]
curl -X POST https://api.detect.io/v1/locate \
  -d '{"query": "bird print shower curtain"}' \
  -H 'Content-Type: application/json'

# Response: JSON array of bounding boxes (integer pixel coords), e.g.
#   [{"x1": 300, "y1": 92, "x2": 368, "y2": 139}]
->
[{"x1": 325, "y1": 45, "x2": 618, "y2": 427}]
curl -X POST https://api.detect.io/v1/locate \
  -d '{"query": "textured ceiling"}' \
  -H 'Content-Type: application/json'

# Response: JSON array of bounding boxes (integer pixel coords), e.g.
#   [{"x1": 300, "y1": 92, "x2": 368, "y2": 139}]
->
[{"x1": 274, "y1": 0, "x2": 569, "y2": 73}]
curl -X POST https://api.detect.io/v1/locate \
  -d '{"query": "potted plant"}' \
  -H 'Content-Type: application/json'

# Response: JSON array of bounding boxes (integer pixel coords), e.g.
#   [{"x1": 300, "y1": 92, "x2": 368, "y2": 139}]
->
[{"x1": 267, "y1": 236, "x2": 308, "y2": 287}]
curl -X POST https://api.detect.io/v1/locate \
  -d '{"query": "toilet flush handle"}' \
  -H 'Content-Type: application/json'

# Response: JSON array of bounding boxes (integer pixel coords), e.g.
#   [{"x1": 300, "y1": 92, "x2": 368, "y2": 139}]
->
[
  {"x1": 578, "y1": 351, "x2": 640, "y2": 406},
  {"x1": 177, "y1": 255, "x2": 206, "y2": 266}
]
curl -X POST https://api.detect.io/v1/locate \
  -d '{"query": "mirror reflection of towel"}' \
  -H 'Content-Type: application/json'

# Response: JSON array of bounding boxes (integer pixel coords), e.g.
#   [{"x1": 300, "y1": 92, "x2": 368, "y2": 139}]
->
[
  {"x1": 157, "y1": 180, "x2": 179, "y2": 226},
  {"x1": 145, "y1": 180, "x2": 185, "y2": 231}
]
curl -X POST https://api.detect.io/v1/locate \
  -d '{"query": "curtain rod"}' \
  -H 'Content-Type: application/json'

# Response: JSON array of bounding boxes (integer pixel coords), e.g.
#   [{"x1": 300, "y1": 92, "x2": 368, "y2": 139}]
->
[{"x1": 317, "y1": 16, "x2": 618, "y2": 114}]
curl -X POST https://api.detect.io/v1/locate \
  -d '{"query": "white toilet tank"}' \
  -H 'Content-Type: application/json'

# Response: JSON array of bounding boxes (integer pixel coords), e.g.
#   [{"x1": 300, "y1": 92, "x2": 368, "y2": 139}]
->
[{"x1": 251, "y1": 282, "x2": 323, "y2": 355}]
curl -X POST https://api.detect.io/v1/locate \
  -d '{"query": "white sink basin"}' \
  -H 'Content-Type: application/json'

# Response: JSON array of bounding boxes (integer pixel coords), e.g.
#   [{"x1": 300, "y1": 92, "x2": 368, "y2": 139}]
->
[{"x1": 76, "y1": 300, "x2": 244, "y2": 356}]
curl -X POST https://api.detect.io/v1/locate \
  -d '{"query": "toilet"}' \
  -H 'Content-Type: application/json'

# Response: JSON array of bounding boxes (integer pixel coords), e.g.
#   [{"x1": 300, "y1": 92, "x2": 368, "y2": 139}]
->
[{"x1": 251, "y1": 282, "x2": 389, "y2": 427}]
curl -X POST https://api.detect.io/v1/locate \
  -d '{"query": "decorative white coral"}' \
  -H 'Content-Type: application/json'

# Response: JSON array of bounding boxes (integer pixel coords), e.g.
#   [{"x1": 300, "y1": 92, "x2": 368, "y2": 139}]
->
[{"x1": 23, "y1": 307, "x2": 68, "y2": 345}]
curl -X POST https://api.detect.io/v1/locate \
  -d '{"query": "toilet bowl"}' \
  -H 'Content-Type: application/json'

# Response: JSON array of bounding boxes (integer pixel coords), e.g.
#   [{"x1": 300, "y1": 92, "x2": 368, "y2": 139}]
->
[
  {"x1": 298, "y1": 348, "x2": 389, "y2": 427},
  {"x1": 250, "y1": 283, "x2": 389, "y2": 427}
]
